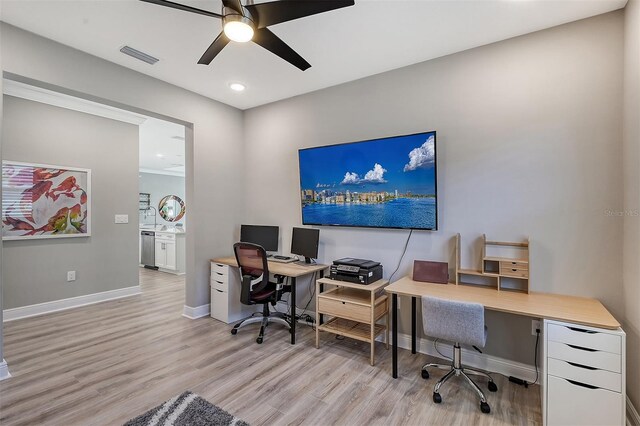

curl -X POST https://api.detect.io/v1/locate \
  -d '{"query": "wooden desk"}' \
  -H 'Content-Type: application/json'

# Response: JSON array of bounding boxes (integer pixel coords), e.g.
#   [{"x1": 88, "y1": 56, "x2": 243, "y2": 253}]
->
[
  {"x1": 211, "y1": 256, "x2": 329, "y2": 344},
  {"x1": 385, "y1": 276, "x2": 620, "y2": 378}
]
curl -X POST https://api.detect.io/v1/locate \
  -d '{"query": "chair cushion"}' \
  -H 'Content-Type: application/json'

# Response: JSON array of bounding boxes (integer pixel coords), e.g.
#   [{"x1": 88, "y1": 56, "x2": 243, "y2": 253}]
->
[
  {"x1": 251, "y1": 288, "x2": 276, "y2": 302},
  {"x1": 421, "y1": 296, "x2": 487, "y2": 348}
]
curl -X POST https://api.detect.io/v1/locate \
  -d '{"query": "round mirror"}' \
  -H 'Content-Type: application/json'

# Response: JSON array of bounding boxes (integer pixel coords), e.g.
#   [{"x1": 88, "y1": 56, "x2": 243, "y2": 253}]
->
[{"x1": 158, "y1": 195, "x2": 185, "y2": 222}]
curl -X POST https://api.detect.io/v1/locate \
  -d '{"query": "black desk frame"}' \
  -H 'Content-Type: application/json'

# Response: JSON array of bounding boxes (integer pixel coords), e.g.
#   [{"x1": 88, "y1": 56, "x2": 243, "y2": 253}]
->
[{"x1": 391, "y1": 294, "x2": 417, "y2": 378}]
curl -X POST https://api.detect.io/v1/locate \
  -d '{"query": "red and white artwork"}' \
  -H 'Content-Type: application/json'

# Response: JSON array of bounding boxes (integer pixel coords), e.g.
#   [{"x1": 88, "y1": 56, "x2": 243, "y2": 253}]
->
[{"x1": 2, "y1": 161, "x2": 91, "y2": 240}]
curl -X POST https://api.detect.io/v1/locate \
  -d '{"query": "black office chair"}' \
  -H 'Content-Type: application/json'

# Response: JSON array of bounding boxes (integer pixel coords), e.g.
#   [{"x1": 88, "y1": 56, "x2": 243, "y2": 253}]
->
[{"x1": 230, "y1": 242, "x2": 290, "y2": 344}]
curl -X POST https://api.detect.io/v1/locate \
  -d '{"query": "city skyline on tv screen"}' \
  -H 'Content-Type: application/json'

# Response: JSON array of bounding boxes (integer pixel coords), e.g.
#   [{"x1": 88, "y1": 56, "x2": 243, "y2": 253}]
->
[{"x1": 298, "y1": 131, "x2": 437, "y2": 230}]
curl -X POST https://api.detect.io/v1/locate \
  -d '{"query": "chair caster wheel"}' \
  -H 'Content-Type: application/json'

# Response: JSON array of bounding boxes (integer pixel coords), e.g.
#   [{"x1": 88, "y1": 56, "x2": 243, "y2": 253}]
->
[
  {"x1": 488, "y1": 381, "x2": 498, "y2": 392},
  {"x1": 433, "y1": 392, "x2": 442, "y2": 403},
  {"x1": 421, "y1": 369, "x2": 429, "y2": 379},
  {"x1": 480, "y1": 402, "x2": 490, "y2": 414},
  {"x1": 256, "y1": 337, "x2": 263, "y2": 344},
  {"x1": 230, "y1": 329, "x2": 237, "y2": 335}
]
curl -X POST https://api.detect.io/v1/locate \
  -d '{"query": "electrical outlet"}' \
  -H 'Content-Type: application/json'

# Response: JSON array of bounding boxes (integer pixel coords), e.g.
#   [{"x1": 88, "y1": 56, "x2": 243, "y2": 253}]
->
[
  {"x1": 67, "y1": 271, "x2": 76, "y2": 282},
  {"x1": 531, "y1": 319, "x2": 541, "y2": 336}
]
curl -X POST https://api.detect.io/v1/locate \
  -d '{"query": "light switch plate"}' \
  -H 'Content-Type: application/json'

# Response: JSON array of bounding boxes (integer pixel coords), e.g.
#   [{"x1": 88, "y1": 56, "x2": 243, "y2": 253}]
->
[
  {"x1": 67, "y1": 271, "x2": 76, "y2": 282},
  {"x1": 115, "y1": 214, "x2": 129, "y2": 224}
]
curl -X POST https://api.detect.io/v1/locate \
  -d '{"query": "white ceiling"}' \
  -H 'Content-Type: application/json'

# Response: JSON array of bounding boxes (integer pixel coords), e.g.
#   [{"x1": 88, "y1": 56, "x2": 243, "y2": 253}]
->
[
  {"x1": 0, "y1": 0, "x2": 627, "y2": 110},
  {"x1": 139, "y1": 117, "x2": 185, "y2": 176}
]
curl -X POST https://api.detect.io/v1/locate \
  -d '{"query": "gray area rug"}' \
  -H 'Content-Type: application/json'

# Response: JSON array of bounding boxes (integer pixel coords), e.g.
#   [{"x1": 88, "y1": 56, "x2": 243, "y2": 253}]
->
[{"x1": 125, "y1": 391, "x2": 250, "y2": 426}]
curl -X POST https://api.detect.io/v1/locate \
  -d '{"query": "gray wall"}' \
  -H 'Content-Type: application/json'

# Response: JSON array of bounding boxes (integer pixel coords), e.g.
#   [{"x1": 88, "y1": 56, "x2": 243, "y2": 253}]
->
[
  {"x1": 0, "y1": 25, "x2": 4, "y2": 365},
  {"x1": 0, "y1": 23, "x2": 245, "y2": 309},
  {"x1": 139, "y1": 172, "x2": 186, "y2": 227},
  {"x1": 623, "y1": 0, "x2": 640, "y2": 412},
  {"x1": 2, "y1": 96, "x2": 139, "y2": 309},
  {"x1": 243, "y1": 11, "x2": 625, "y2": 364}
]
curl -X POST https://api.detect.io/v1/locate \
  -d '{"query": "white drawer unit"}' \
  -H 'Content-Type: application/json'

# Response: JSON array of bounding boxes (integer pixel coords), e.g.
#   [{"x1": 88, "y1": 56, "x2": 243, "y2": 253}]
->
[
  {"x1": 542, "y1": 319, "x2": 626, "y2": 426},
  {"x1": 211, "y1": 262, "x2": 229, "y2": 280},
  {"x1": 210, "y1": 262, "x2": 257, "y2": 324},
  {"x1": 546, "y1": 375, "x2": 623, "y2": 426}
]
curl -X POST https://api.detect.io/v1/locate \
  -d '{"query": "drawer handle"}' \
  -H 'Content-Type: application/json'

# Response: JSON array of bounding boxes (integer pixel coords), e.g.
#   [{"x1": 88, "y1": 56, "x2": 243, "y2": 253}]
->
[
  {"x1": 566, "y1": 361, "x2": 597, "y2": 371},
  {"x1": 511, "y1": 268, "x2": 517, "y2": 272},
  {"x1": 215, "y1": 289, "x2": 224, "y2": 293},
  {"x1": 567, "y1": 344, "x2": 597, "y2": 352},
  {"x1": 342, "y1": 302, "x2": 346, "y2": 305},
  {"x1": 566, "y1": 379, "x2": 599, "y2": 390},
  {"x1": 216, "y1": 272, "x2": 224, "y2": 276},
  {"x1": 215, "y1": 280, "x2": 224, "y2": 284},
  {"x1": 567, "y1": 326, "x2": 596, "y2": 334}
]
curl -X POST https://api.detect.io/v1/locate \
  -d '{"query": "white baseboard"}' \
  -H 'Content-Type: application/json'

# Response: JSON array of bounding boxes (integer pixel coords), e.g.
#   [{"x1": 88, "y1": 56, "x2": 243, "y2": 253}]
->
[
  {"x1": 628, "y1": 396, "x2": 640, "y2": 426},
  {"x1": 0, "y1": 359, "x2": 11, "y2": 381},
  {"x1": 182, "y1": 304, "x2": 210, "y2": 319},
  {"x1": 3, "y1": 286, "x2": 141, "y2": 322},
  {"x1": 391, "y1": 332, "x2": 537, "y2": 383}
]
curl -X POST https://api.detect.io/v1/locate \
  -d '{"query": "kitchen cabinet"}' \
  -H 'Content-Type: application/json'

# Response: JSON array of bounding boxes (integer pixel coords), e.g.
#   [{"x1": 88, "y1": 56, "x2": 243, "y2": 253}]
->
[{"x1": 154, "y1": 232, "x2": 185, "y2": 274}]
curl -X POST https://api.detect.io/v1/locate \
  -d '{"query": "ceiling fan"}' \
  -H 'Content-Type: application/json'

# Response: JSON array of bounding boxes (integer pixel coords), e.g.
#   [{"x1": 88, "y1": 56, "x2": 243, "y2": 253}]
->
[{"x1": 140, "y1": 0, "x2": 355, "y2": 71}]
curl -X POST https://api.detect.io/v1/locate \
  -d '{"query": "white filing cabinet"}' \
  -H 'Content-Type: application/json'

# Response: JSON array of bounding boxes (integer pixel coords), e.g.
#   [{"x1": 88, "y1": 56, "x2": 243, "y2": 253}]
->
[
  {"x1": 542, "y1": 319, "x2": 626, "y2": 426},
  {"x1": 210, "y1": 262, "x2": 257, "y2": 324}
]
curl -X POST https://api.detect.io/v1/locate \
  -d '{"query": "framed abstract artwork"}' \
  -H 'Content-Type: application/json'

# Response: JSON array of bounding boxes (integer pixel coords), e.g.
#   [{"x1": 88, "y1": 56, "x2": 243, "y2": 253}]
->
[{"x1": 2, "y1": 161, "x2": 91, "y2": 240}]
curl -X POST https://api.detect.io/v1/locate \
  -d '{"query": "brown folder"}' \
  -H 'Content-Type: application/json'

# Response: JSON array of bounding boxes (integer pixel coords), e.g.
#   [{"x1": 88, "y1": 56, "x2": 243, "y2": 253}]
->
[{"x1": 413, "y1": 260, "x2": 449, "y2": 284}]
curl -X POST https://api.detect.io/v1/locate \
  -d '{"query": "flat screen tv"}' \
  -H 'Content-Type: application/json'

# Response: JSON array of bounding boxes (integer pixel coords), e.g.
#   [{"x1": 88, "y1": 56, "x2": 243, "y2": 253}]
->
[{"x1": 298, "y1": 131, "x2": 437, "y2": 230}]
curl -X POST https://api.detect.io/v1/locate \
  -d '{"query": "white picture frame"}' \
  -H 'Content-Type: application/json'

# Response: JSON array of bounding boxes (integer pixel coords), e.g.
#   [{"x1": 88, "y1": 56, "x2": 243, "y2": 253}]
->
[{"x1": 2, "y1": 161, "x2": 92, "y2": 240}]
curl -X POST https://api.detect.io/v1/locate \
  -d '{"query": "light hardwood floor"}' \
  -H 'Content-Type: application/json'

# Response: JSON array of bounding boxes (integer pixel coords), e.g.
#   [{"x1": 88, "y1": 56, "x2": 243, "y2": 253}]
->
[{"x1": 0, "y1": 269, "x2": 541, "y2": 425}]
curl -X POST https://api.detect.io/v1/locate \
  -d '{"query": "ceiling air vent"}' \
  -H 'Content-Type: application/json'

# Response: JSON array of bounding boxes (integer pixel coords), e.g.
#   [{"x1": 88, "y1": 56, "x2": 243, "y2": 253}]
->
[{"x1": 120, "y1": 46, "x2": 159, "y2": 65}]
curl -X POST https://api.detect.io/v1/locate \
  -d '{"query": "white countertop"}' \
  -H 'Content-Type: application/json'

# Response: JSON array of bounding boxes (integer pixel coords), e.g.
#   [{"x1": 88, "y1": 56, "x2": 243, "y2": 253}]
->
[{"x1": 140, "y1": 225, "x2": 185, "y2": 234}]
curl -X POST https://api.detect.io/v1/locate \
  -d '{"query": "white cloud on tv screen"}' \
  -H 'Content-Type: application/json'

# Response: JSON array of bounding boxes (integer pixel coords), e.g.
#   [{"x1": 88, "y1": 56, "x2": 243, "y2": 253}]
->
[
  {"x1": 403, "y1": 135, "x2": 435, "y2": 172},
  {"x1": 341, "y1": 163, "x2": 387, "y2": 185}
]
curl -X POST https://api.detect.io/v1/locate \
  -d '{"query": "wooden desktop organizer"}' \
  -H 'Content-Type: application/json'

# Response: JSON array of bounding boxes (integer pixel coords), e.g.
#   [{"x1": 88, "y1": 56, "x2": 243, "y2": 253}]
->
[{"x1": 455, "y1": 233, "x2": 530, "y2": 293}]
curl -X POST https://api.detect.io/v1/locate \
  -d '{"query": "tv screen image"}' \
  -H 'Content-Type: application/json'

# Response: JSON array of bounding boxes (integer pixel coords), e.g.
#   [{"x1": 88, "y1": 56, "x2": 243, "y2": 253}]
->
[{"x1": 298, "y1": 131, "x2": 437, "y2": 230}]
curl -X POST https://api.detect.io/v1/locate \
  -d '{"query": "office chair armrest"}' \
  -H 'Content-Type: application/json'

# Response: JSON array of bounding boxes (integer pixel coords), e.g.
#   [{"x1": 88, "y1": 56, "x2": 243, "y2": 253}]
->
[{"x1": 240, "y1": 274, "x2": 253, "y2": 305}]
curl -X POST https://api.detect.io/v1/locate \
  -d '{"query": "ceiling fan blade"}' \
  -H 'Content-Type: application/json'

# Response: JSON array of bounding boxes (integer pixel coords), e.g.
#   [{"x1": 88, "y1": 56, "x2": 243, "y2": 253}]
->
[
  {"x1": 252, "y1": 28, "x2": 311, "y2": 71},
  {"x1": 198, "y1": 32, "x2": 230, "y2": 65},
  {"x1": 139, "y1": 0, "x2": 223, "y2": 19},
  {"x1": 246, "y1": 0, "x2": 354, "y2": 29},
  {"x1": 222, "y1": 0, "x2": 244, "y2": 14}
]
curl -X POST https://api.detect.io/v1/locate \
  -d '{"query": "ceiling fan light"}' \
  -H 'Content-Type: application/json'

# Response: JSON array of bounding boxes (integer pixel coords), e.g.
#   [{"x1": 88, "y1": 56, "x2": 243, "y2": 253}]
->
[{"x1": 224, "y1": 20, "x2": 254, "y2": 43}]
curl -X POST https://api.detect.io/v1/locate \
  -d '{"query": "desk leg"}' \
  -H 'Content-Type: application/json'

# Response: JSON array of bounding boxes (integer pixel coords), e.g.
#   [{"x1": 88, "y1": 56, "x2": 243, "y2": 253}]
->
[
  {"x1": 411, "y1": 296, "x2": 417, "y2": 354},
  {"x1": 290, "y1": 277, "x2": 297, "y2": 345},
  {"x1": 319, "y1": 270, "x2": 324, "y2": 325},
  {"x1": 392, "y1": 293, "x2": 398, "y2": 379}
]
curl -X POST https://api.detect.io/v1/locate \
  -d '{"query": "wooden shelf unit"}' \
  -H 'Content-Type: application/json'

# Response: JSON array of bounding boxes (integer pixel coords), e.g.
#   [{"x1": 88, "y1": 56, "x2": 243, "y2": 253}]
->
[
  {"x1": 315, "y1": 277, "x2": 389, "y2": 365},
  {"x1": 455, "y1": 233, "x2": 530, "y2": 293}
]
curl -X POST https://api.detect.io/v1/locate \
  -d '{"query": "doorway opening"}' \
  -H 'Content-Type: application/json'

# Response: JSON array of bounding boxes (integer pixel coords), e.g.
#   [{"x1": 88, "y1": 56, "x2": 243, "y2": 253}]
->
[{"x1": 138, "y1": 118, "x2": 187, "y2": 277}]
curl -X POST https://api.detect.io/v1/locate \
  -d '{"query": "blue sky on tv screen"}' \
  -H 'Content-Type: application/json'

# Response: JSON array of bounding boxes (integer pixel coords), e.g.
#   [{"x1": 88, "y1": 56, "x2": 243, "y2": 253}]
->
[{"x1": 299, "y1": 132, "x2": 436, "y2": 195}]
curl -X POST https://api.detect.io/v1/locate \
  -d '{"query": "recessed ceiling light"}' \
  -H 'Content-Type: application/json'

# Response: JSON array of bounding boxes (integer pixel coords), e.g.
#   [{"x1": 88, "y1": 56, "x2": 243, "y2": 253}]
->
[
  {"x1": 157, "y1": 153, "x2": 164, "y2": 158},
  {"x1": 229, "y1": 82, "x2": 246, "y2": 92}
]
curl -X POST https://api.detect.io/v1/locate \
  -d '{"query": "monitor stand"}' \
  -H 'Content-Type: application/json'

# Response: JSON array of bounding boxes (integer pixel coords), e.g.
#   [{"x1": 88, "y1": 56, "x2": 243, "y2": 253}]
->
[{"x1": 304, "y1": 257, "x2": 313, "y2": 264}]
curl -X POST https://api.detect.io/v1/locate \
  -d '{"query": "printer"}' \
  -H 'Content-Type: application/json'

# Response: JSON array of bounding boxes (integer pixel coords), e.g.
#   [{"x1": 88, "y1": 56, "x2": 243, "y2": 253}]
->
[{"x1": 330, "y1": 258, "x2": 383, "y2": 285}]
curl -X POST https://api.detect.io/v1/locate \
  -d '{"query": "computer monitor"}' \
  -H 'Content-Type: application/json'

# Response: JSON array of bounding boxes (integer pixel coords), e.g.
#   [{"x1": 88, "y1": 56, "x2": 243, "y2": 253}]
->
[
  {"x1": 291, "y1": 227, "x2": 319, "y2": 264},
  {"x1": 240, "y1": 225, "x2": 279, "y2": 252}
]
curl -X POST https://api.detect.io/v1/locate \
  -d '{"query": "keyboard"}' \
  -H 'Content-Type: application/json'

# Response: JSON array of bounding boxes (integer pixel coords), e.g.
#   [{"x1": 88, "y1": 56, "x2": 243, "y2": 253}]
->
[{"x1": 270, "y1": 255, "x2": 296, "y2": 263}]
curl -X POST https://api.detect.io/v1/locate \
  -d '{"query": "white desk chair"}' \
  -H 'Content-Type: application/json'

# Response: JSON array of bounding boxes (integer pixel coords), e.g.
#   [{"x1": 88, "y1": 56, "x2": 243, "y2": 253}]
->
[{"x1": 421, "y1": 296, "x2": 498, "y2": 414}]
